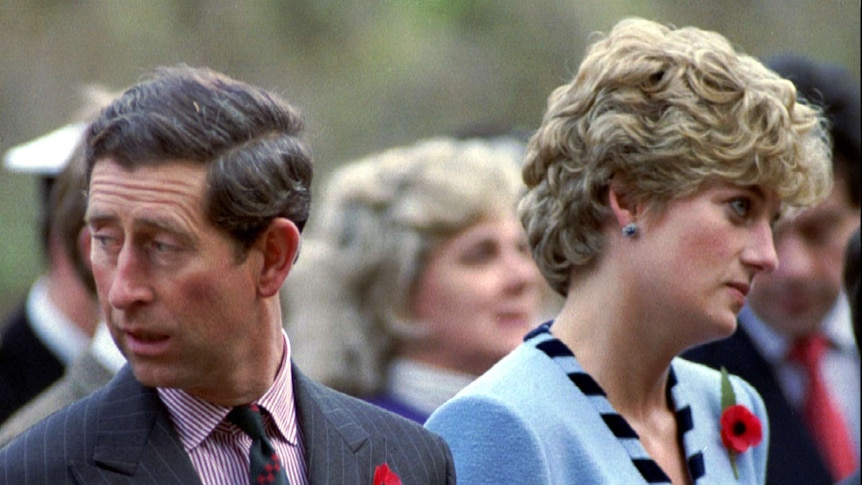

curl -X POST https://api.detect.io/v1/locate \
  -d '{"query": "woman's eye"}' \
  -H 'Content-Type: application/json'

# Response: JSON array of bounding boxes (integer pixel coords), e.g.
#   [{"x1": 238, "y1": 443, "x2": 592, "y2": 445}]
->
[
  {"x1": 730, "y1": 198, "x2": 750, "y2": 217},
  {"x1": 460, "y1": 241, "x2": 497, "y2": 265}
]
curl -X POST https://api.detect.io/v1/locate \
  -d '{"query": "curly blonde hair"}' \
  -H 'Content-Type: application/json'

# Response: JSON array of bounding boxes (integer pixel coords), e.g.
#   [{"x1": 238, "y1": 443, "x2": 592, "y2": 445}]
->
[
  {"x1": 520, "y1": 18, "x2": 833, "y2": 295},
  {"x1": 284, "y1": 136, "x2": 526, "y2": 395}
]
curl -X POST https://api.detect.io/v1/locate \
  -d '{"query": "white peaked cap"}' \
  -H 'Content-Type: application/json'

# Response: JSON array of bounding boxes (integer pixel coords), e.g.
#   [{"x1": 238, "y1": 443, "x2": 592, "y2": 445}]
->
[{"x1": 2, "y1": 122, "x2": 88, "y2": 175}]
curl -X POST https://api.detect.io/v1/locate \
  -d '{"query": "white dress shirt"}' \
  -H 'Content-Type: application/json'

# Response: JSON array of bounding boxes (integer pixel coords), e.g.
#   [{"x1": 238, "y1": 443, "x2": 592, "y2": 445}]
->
[{"x1": 26, "y1": 277, "x2": 89, "y2": 366}]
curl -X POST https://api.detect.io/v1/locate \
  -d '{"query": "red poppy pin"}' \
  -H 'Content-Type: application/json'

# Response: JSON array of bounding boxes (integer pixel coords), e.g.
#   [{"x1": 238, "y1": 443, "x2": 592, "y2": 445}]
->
[
  {"x1": 373, "y1": 463, "x2": 402, "y2": 485},
  {"x1": 719, "y1": 367, "x2": 763, "y2": 479}
]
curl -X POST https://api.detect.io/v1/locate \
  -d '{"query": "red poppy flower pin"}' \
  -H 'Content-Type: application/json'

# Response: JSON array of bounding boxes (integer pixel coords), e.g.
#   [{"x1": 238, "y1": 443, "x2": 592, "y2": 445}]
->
[
  {"x1": 719, "y1": 367, "x2": 763, "y2": 479},
  {"x1": 373, "y1": 463, "x2": 402, "y2": 485}
]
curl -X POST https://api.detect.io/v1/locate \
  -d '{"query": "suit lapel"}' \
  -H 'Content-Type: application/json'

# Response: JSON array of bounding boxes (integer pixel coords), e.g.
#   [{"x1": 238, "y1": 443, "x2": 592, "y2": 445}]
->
[
  {"x1": 69, "y1": 366, "x2": 201, "y2": 484},
  {"x1": 293, "y1": 363, "x2": 373, "y2": 484},
  {"x1": 68, "y1": 363, "x2": 386, "y2": 483}
]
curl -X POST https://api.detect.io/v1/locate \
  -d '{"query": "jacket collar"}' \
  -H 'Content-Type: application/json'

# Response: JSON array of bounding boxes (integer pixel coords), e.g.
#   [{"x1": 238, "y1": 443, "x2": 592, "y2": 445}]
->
[{"x1": 75, "y1": 363, "x2": 377, "y2": 484}]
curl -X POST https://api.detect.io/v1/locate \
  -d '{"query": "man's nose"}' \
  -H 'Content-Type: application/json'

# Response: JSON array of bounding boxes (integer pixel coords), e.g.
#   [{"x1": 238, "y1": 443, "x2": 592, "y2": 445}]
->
[{"x1": 107, "y1": 246, "x2": 154, "y2": 309}]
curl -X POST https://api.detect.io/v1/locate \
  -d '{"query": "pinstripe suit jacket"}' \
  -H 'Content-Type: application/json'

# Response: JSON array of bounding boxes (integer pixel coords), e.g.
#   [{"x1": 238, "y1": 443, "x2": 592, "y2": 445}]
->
[{"x1": 0, "y1": 363, "x2": 455, "y2": 484}]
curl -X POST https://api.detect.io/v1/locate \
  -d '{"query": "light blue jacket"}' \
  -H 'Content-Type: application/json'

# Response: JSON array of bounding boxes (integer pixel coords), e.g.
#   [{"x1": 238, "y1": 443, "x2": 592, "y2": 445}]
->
[{"x1": 426, "y1": 331, "x2": 769, "y2": 484}]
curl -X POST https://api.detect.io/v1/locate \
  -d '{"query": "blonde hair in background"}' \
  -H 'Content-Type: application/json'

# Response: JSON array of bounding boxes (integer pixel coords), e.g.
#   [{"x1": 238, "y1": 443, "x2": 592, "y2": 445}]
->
[
  {"x1": 520, "y1": 17, "x2": 833, "y2": 296},
  {"x1": 283, "y1": 136, "x2": 529, "y2": 396}
]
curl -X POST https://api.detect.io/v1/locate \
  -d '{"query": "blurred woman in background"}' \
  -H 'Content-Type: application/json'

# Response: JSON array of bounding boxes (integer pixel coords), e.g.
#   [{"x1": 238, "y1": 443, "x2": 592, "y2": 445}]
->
[{"x1": 283, "y1": 136, "x2": 553, "y2": 423}]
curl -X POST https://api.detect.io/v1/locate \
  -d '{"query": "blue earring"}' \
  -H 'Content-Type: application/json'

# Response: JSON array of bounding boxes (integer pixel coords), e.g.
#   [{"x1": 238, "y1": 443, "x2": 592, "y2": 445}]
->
[{"x1": 622, "y1": 223, "x2": 638, "y2": 238}]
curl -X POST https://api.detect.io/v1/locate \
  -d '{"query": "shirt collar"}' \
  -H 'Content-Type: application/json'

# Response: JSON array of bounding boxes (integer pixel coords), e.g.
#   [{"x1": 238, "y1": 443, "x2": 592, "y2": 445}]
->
[
  {"x1": 90, "y1": 321, "x2": 126, "y2": 375},
  {"x1": 26, "y1": 276, "x2": 90, "y2": 365},
  {"x1": 385, "y1": 358, "x2": 475, "y2": 417},
  {"x1": 158, "y1": 330, "x2": 299, "y2": 452},
  {"x1": 740, "y1": 293, "x2": 858, "y2": 363},
  {"x1": 821, "y1": 292, "x2": 858, "y2": 353}
]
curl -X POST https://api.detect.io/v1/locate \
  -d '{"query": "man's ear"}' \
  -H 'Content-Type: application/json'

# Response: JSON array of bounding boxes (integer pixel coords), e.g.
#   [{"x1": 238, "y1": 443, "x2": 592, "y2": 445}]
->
[
  {"x1": 255, "y1": 218, "x2": 301, "y2": 298},
  {"x1": 608, "y1": 178, "x2": 640, "y2": 229}
]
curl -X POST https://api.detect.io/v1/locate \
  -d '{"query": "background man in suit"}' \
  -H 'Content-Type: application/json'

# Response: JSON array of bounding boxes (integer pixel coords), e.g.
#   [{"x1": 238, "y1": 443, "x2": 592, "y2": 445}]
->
[
  {"x1": 0, "y1": 65, "x2": 454, "y2": 485},
  {"x1": 839, "y1": 229, "x2": 860, "y2": 485},
  {"x1": 0, "y1": 89, "x2": 107, "y2": 424},
  {"x1": 685, "y1": 54, "x2": 861, "y2": 484}
]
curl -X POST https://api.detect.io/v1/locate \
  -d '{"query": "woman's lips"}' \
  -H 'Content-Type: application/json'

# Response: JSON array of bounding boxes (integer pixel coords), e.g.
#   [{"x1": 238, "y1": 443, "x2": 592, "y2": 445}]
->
[{"x1": 727, "y1": 282, "x2": 750, "y2": 309}]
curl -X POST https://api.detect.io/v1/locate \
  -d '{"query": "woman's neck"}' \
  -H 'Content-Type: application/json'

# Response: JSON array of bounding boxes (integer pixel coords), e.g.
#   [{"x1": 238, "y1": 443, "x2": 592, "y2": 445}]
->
[{"x1": 551, "y1": 271, "x2": 675, "y2": 420}]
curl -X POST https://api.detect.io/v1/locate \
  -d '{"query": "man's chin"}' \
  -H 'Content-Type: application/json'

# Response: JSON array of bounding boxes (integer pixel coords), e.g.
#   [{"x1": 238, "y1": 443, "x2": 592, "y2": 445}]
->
[
  {"x1": 129, "y1": 362, "x2": 178, "y2": 389},
  {"x1": 763, "y1": 311, "x2": 823, "y2": 336}
]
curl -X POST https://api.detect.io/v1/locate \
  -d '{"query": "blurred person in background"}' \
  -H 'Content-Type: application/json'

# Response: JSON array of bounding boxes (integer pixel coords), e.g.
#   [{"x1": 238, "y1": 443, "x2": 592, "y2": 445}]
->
[
  {"x1": 426, "y1": 18, "x2": 832, "y2": 484},
  {"x1": 0, "y1": 88, "x2": 110, "y2": 424},
  {"x1": 843, "y1": 229, "x2": 859, "y2": 342},
  {"x1": 839, "y1": 228, "x2": 860, "y2": 485},
  {"x1": 283, "y1": 136, "x2": 550, "y2": 423},
  {"x1": 0, "y1": 95, "x2": 127, "y2": 444},
  {"x1": 685, "y1": 54, "x2": 861, "y2": 485}
]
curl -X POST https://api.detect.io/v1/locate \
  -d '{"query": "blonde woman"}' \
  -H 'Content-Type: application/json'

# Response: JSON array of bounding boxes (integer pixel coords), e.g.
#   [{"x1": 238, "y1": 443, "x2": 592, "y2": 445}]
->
[
  {"x1": 426, "y1": 18, "x2": 832, "y2": 484},
  {"x1": 284, "y1": 136, "x2": 550, "y2": 423}
]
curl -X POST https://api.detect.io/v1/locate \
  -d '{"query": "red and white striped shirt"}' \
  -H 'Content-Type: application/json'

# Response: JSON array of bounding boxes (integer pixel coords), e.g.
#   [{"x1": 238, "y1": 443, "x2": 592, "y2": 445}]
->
[{"x1": 158, "y1": 331, "x2": 308, "y2": 485}]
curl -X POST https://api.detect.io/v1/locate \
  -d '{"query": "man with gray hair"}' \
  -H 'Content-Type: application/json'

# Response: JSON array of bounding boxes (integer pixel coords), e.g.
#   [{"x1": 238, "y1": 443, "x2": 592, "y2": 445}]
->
[{"x1": 0, "y1": 65, "x2": 454, "y2": 485}]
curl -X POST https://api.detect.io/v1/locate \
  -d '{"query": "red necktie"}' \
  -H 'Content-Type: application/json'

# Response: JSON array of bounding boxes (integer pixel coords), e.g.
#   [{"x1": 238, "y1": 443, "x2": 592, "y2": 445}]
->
[
  {"x1": 227, "y1": 404, "x2": 290, "y2": 485},
  {"x1": 789, "y1": 334, "x2": 858, "y2": 481}
]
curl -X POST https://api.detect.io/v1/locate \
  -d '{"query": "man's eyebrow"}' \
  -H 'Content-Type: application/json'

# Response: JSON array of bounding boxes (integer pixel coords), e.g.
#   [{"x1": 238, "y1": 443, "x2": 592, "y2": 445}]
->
[
  {"x1": 137, "y1": 216, "x2": 185, "y2": 234},
  {"x1": 85, "y1": 211, "x2": 198, "y2": 247},
  {"x1": 136, "y1": 217, "x2": 198, "y2": 247},
  {"x1": 84, "y1": 209, "x2": 116, "y2": 227}
]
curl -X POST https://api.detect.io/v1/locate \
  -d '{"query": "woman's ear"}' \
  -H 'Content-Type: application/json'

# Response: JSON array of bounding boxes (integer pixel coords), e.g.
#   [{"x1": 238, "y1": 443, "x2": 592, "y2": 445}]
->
[
  {"x1": 608, "y1": 178, "x2": 640, "y2": 229},
  {"x1": 256, "y1": 218, "x2": 301, "y2": 297}
]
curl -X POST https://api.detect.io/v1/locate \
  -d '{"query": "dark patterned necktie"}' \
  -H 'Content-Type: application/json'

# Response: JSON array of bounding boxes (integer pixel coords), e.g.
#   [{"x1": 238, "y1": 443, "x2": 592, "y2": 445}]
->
[{"x1": 227, "y1": 404, "x2": 290, "y2": 485}]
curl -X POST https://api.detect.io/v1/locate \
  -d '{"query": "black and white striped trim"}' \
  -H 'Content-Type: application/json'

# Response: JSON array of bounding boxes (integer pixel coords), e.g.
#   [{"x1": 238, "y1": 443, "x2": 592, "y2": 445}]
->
[{"x1": 525, "y1": 323, "x2": 706, "y2": 483}]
